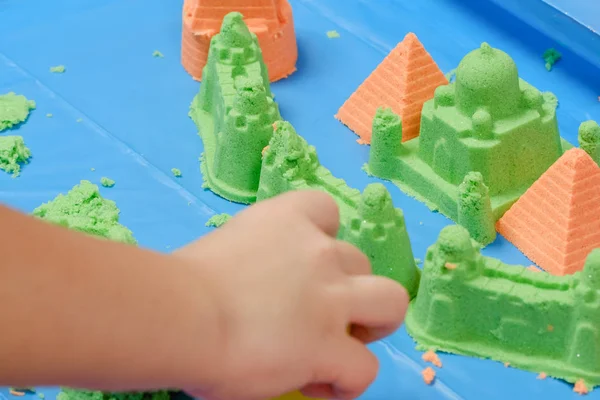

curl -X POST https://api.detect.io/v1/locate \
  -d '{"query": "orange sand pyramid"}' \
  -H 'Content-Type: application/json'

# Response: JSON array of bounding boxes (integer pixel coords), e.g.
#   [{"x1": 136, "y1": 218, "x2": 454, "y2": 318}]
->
[
  {"x1": 336, "y1": 32, "x2": 447, "y2": 144},
  {"x1": 181, "y1": 0, "x2": 297, "y2": 82},
  {"x1": 497, "y1": 148, "x2": 600, "y2": 276}
]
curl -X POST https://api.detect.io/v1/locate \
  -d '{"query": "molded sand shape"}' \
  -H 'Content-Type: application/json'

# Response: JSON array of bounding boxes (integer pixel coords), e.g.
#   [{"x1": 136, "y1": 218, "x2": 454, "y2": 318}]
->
[
  {"x1": 366, "y1": 43, "x2": 572, "y2": 245},
  {"x1": 190, "y1": 12, "x2": 281, "y2": 203},
  {"x1": 497, "y1": 148, "x2": 600, "y2": 275},
  {"x1": 259, "y1": 121, "x2": 421, "y2": 298},
  {"x1": 182, "y1": 2, "x2": 297, "y2": 82},
  {"x1": 337, "y1": 32, "x2": 447, "y2": 144},
  {"x1": 406, "y1": 224, "x2": 600, "y2": 388}
]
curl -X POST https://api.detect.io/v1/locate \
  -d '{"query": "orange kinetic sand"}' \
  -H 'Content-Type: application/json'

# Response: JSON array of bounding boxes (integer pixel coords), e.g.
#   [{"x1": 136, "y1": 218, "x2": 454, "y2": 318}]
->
[
  {"x1": 181, "y1": 0, "x2": 298, "y2": 82},
  {"x1": 336, "y1": 32, "x2": 447, "y2": 143},
  {"x1": 497, "y1": 148, "x2": 600, "y2": 275},
  {"x1": 422, "y1": 350, "x2": 443, "y2": 368},
  {"x1": 574, "y1": 380, "x2": 589, "y2": 395},
  {"x1": 422, "y1": 367, "x2": 436, "y2": 385}
]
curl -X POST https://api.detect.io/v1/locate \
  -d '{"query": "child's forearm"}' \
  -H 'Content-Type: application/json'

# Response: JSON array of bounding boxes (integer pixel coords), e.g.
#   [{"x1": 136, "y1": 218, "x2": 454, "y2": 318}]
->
[{"x1": 0, "y1": 205, "x2": 223, "y2": 391}]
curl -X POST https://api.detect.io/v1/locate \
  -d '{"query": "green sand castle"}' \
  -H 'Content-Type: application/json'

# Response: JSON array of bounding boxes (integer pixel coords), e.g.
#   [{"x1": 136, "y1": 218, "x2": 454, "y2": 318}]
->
[
  {"x1": 366, "y1": 43, "x2": 573, "y2": 245},
  {"x1": 190, "y1": 12, "x2": 281, "y2": 203},
  {"x1": 33, "y1": 180, "x2": 136, "y2": 245},
  {"x1": 406, "y1": 225, "x2": 600, "y2": 387},
  {"x1": 259, "y1": 121, "x2": 420, "y2": 296}
]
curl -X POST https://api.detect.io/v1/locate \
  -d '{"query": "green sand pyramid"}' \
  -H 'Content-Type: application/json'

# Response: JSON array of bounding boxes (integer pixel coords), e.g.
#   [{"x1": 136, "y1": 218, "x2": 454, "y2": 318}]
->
[
  {"x1": 366, "y1": 43, "x2": 573, "y2": 245},
  {"x1": 190, "y1": 12, "x2": 281, "y2": 203},
  {"x1": 406, "y1": 225, "x2": 600, "y2": 388}
]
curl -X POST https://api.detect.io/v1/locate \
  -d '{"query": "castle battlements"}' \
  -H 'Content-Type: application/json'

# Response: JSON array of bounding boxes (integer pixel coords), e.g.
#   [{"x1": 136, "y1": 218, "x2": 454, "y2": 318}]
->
[{"x1": 406, "y1": 225, "x2": 600, "y2": 387}]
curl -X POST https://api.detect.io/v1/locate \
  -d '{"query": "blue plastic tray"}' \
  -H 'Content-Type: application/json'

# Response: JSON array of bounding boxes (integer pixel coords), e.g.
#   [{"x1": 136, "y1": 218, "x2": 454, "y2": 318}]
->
[{"x1": 1, "y1": 0, "x2": 600, "y2": 398}]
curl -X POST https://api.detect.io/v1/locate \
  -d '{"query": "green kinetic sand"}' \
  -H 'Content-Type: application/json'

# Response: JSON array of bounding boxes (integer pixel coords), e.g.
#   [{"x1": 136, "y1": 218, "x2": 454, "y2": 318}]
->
[
  {"x1": 190, "y1": 12, "x2": 280, "y2": 204},
  {"x1": 50, "y1": 65, "x2": 66, "y2": 73},
  {"x1": 366, "y1": 43, "x2": 569, "y2": 245},
  {"x1": 406, "y1": 225, "x2": 600, "y2": 387},
  {"x1": 171, "y1": 167, "x2": 182, "y2": 177},
  {"x1": 326, "y1": 30, "x2": 340, "y2": 39},
  {"x1": 0, "y1": 92, "x2": 36, "y2": 131},
  {"x1": 206, "y1": 213, "x2": 232, "y2": 227},
  {"x1": 579, "y1": 120, "x2": 600, "y2": 166},
  {"x1": 152, "y1": 50, "x2": 164, "y2": 58},
  {"x1": 57, "y1": 388, "x2": 171, "y2": 400},
  {"x1": 32, "y1": 180, "x2": 135, "y2": 245},
  {"x1": 101, "y1": 177, "x2": 115, "y2": 187},
  {"x1": 543, "y1": 48, "x2": 561, "y2": 71},
  {"x1": 0, "y1": 136, "x2": 31, "y2": 176},
  {"x1": 258, "y1": 121, "x2": 420, "y2": 297}
]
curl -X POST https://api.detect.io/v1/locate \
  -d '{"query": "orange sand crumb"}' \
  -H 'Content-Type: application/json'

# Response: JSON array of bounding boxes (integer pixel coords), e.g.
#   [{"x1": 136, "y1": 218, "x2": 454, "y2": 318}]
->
[
  {"x1": 262, "y1": 146, "x2": 270, "y2": 157},
  {"x1": 547, "y1": 324, "x2": 554, "y2": 332},
  {"x1": 574, "y1": 380, "x2": 589, "y2": 395},
  {"x1": 9, "y1": 390, "x2": 25, "y2": 397},
  {"x1": 504, "y1": 362, "x2": 510, "y2": 368},
  {"x1": 537, "y1": 372, "x2": 548, "y2": 380},
  {"x1": 422, "y1": 350, "x2": 443, "y2": 368},
  {"x1": 422, "y1": 367, "x2": 436, "y2": 385},
  {"x1": 357, "y1": 138, "x2": 368, "y2": 145},
  {"x1": 444, "y1": 262, "x2": 457, "y2": 270},
  {"x1": 527, "y1": 265, "x2": 541, "y2": 272}
]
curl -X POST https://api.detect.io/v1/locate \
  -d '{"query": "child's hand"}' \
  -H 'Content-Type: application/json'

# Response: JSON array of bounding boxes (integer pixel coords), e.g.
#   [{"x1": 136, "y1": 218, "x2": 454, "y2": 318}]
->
[{"x1": 177, "y1": 191, "x2": 409, "y2": 400}]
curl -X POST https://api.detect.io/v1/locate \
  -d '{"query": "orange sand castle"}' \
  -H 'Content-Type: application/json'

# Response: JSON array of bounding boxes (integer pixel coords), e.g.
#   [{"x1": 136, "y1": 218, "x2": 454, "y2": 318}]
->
[
  {"x1": 181, "y1": 0, "x2": 297, "y2": 82},
  {"x1": 497, "y1": 148, "x2": 600, "y2": 275},
  {"x1": 336, "y1": 32, "x2": 447, "y2": 144}
]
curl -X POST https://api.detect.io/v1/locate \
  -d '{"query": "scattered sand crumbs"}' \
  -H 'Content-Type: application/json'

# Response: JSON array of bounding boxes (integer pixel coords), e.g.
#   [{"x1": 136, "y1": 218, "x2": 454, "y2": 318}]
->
[
  {"x1": 422, "y1": 367, "x2": 436, "y2": 385},
  {"x1": 153, "y1": 50, "x2": 164, "y2": 58},
  {"x1": 100, "y1": 177, "x2": 115, "y2": 188},
  {"x1": 548, "y1": 324, "x2": 554, "y2": 332},
  {"x1": 504, "y1": 362, "x2": 510, "y2": 368},
  {"x1": 9, "y1": 390, "x2": 25, "y2": 397},
  {"x1": 574, "y1": 380, "x2": 589, "y2": 395},
  {"x1": 422, "y1": 350, "x2": 442, "y2": 368},
  {"x1": 537, "y1": 372, "x2": 547, "y2": 380},
  {"x1": 326, "y1": 30, "x2": 340, "y2": 39},
  {"x1": 171, "y1": 168, "x2": 182, "y2": 177},
  {"x1": 50, "y1": 65, "x2": 66, "y2": 73}
]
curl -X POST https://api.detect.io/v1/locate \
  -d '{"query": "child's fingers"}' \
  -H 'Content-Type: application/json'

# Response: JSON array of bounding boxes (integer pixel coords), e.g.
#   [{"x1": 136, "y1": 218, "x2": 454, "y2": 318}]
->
[
  {"x1": 315, "y1": 336, "x2": 379, "y2": 400},
  {"x1": 334, "y1": 240, "x2": 372, "y2": 276},
  {"x1": 347, "y1": 276, "x2": 408, "y2": 342},
  {"x1": 272, "y1": 190, "x2": 340, "y2": 237}
]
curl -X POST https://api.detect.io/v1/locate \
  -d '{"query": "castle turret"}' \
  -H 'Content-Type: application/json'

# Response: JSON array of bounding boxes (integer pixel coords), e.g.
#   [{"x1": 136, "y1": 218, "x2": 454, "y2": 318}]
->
[
  {"x1": 457, "y1": 172, "x2": 496, "y2": 245},
  {"x1": 368, "y1": 108, "x2": 402, "y2": 179},
  {"x1": 342, "y1": 183, "x2": 420, "y2": 298},
  {"x1": 579, "y1": 120, "x2": 600, "y2": 166},
  {"x1": 212, "y1": 78, "x2": 280, "y2": 200},
  {"x1": 191, "y1": 13, "x2": 281, "y2": 204},
  {"x1": 455, "y1": 43, "x2": 521, "y2": 120},
  {"x1": 257, "y1": 121, "x2": 320, "y2": 201}
]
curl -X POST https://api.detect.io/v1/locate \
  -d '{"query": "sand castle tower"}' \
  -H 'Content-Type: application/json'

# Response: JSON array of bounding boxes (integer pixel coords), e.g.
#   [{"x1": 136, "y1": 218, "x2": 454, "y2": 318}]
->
[
  {"x1": 343, "y1": 183, "x2": 420, "y2": 298},
  {"x1": 191, "y1": 13, "x2": 281, "y2": 203},
  {"x1": 182, "y1": 0, "x2": 297, "y2": 82}
]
